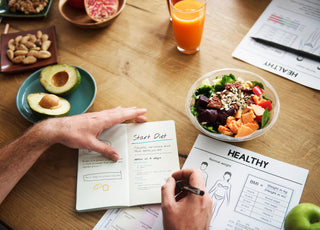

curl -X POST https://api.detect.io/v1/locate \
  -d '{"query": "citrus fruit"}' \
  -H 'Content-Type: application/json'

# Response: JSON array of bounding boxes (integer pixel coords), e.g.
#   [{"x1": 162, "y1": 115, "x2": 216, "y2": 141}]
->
[{"x1": 84, "y1": 0, "x2": 119, "y2": 22}]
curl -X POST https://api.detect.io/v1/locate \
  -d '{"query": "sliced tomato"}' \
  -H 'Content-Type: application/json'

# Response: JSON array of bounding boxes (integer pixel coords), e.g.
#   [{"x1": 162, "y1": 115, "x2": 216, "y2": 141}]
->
[
  {"x1": 252, "y1": 85, "x2": 263, "y2": 96},
  {"x1": 259, "y1": 100, "x2": 273, "y2": 111},
  {"x1": 255, "y1": 115, "x2": 262, "y2": 123},
  {"x1": 252, "y1": 95, "x2": 272, "y2": 111}
]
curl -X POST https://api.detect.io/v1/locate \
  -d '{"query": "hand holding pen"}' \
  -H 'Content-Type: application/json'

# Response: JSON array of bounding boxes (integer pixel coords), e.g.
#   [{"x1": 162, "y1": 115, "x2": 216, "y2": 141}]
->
[
  {"x1": 161, "y1": 169, "x2": 213, "y2": 230},
  {"x1": 176, "y1": 180, "x2": 205, "y2": 196}
]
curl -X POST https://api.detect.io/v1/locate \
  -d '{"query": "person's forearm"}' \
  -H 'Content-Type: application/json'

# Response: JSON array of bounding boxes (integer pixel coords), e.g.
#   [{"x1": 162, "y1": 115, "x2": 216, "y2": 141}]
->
[
  {"x1": 0, "y1": 120, "x2": 54, "y2": 204},
  {"x1": 0, "y1": 107, "x2": 148, "y2": 205}
]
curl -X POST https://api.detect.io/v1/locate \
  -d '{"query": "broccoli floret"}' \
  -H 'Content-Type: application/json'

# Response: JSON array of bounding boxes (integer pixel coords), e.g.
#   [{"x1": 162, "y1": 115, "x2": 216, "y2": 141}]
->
[
  {"x1": 193, "y1": 85, "x2": 214, "y2": 98},
  {"x1": 214, "y1": 74, "x2": 236, "y2": 91},
  {"x1": 214, "y1": 83, "x2": 225, "y2": 92}
]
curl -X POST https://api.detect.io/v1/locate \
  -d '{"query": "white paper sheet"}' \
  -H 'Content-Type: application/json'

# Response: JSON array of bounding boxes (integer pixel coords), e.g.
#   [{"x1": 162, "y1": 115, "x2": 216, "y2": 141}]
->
[
  {"x1": 76, "y1": 121, "x2": 179, "y2": 212},
  {"x1": 94, "y1": 134, "x2": 308, "y2": 230},
  {"x1": 232, "y1": 0, "x2": 320, "y2": 90}
]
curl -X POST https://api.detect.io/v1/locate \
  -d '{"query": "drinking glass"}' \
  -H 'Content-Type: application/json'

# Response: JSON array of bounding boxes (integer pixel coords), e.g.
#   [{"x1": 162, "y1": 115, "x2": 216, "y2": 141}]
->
[
  {"x1": 170, "y1": 0, "x2": 207, "y2": 54},
  {"x1": 166, "y1": 0, "x2": 181, "y2": 21}
]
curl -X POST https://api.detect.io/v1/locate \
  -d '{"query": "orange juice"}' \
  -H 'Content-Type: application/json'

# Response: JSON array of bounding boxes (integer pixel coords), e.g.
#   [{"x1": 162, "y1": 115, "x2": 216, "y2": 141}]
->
[
  {"x1": 171, "y1": 0, "x2": 206, "y2": 54},
  {"x1": 166, "y1": 0, "x2": 181, "y2": 20}
]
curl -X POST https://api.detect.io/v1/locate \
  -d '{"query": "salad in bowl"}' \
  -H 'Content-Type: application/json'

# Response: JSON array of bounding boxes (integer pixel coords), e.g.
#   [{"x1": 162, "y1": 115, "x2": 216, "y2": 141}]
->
[{"x1": 186, "y1": 68, "x2": 280, "y2": 142}]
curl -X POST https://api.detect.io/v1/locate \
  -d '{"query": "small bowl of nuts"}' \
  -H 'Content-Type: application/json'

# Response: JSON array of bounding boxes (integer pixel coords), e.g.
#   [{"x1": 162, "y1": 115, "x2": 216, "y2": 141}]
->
[
  {"x1": 0, "y1": 25, "x2": 58, "y2": 73},
  {"x1": 0, "y1": 0, "x2": 53, "y2": 17},
  {"x1": 185, "y1": 68, "x2": 280, "y2": 142}
]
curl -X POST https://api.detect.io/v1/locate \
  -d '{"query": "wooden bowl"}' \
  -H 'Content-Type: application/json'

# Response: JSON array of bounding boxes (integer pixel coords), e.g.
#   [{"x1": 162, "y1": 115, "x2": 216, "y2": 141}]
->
[{"x1": 58, "y1": 0, "x2": 126, "y2": 29}]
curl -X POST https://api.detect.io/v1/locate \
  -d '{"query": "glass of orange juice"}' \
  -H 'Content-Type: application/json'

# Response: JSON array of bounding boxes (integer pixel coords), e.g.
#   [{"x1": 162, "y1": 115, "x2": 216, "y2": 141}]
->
[
  {"x1": 170, "y1": 0, "x2": 207, "y2": 54},
  {"x1": 166, "y1": 0, "x2": 181, "y2": 21}
]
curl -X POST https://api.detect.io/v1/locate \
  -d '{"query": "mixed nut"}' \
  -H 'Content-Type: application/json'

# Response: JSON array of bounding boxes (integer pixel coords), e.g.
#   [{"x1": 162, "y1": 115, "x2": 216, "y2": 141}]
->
[
  {"x1": 6, "y1": 30, "x2": 52, "y2": 65},
  {"x1": 8, "y1": 0, "x2": 49, "y2": 14}
]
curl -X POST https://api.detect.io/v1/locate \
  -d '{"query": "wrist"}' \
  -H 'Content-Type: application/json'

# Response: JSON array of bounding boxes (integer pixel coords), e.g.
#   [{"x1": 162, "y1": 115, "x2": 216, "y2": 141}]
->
[{"x1": 33, "y1": 118, "x2": 62, "y2": 146}]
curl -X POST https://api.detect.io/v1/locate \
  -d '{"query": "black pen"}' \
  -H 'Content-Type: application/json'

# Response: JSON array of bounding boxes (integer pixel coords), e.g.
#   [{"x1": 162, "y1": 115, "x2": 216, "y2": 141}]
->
[
  {"x1": 176, "y1": 181, "x2": 205, "y2": 196},
  {"x1": 251, "y1": 36, "x2": 320, "y2": 63}
]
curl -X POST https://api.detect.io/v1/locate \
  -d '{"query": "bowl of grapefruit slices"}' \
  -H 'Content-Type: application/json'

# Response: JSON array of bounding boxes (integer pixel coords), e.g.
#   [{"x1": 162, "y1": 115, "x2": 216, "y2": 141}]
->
[{"x1": 59, "y1": 0, "x2": 126, "y2": 29}]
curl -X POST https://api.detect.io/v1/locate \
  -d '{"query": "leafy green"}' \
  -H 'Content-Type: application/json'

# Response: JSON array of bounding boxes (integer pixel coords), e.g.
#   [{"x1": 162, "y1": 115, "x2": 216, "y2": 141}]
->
[
  {"x1": 193, "y1": 85, "x2": 214, "y2": 98},
  {"x1": 224, "y1": 73, "x2": 236, "y2": 82},
  {"x1": 191, "y1": 105, "x2": 198, "y2": 117},
  {"x1": 251, "y1": 81, "x2": 264, "y2": 89},
  {"x1": 214, "y1": 74, "x2": 236, "y2": 92},
  {"x1": 202, "y1": 124, "x2": 219, "y2": 133},
  {"x1": 261, "y1": 109, "x2": 271, "y2": 128}
]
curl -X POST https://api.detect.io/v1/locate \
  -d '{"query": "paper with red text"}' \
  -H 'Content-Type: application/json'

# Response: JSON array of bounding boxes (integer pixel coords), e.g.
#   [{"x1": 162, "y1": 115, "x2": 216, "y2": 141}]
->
[{"x1": 232, "y1": 0, "x2": 320, "y2": 90}]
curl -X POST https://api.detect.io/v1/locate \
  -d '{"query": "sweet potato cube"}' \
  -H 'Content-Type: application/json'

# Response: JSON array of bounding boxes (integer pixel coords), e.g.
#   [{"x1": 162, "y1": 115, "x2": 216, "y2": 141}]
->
[
  {"x1": 235, "y1": 110, "x2": 242, "y2": 119},
  {"x1": 235, "y1": 125, "x2": 255, "y2": 137},
  {"x1": 227, "y1": 118, "x2": 241, "y2": 134},
  {"x1": 241, "y1": 110, "x2": 256, "y2": 124},
  {"x1": 218, "y1": 125, "x2": 233, "y2": 136},
  {"x1": 244, "y1": 121, "x2": 259, "y2": 131},
  {"x1": 226, "y1": 116, "x2": 236, "y2": 124}
]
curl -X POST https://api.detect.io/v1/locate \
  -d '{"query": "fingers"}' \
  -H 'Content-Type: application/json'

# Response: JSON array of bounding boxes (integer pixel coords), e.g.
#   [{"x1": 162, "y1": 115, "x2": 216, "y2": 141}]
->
[
  {"x1": 98, "y1": 107, "x2": 147, "y2": 129},
  {"x1": 89, "y1": 138, "x2": 119, "y2": 161},
  {"x1": 135, "y1": 115, "x2": 147, "y2": 123},
  {"x1": 161, "y1": 177, "x2": 176, "y2": 207},
  {"x1": 118, "y1": 107, "x2": 147, "y2": 123},
  {"x1": 172, "y1": 169, "x2": 205, "y2": 189}
]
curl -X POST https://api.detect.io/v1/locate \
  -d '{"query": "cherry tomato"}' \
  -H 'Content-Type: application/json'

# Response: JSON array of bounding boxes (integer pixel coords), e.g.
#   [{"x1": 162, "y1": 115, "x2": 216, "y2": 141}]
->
[
  {"x1": 252, "y1": 85, "x2": 264, "y2": 96},
  {"x1": 259, "y1": 100, "x2": 273, "y2": 111}
]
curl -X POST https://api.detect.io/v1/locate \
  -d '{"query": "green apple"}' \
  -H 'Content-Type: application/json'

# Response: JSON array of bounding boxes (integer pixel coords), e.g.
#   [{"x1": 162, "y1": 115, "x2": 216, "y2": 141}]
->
[{"x1": 284, "y1": 203, "x2": 320, "y2": 230}]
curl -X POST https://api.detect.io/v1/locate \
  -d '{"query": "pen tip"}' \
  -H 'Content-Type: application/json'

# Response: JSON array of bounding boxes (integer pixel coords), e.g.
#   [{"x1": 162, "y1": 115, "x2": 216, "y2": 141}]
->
[{"x1": 199, "y1": 191, "x2": 204, "y2": 196}]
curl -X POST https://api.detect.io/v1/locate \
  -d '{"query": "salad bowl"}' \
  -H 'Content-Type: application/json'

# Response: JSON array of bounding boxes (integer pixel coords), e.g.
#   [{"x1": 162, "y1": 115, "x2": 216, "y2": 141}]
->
[{"x1": 185, "y1": 68, "x2": 280, "y2": 142}]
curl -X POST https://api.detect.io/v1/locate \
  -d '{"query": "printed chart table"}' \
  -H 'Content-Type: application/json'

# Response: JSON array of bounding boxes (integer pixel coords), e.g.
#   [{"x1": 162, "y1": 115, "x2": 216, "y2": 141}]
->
[{"x1": 235, "y1": 175, "x2": 293, "y2": 229}]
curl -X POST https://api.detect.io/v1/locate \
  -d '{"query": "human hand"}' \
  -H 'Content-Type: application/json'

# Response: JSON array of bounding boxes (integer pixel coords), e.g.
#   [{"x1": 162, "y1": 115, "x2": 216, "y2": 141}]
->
[
  {"x1": 161, "y1": 169, "x2": 213, "y2": 230},
  {"x1": 44, "y1": 107, "x2": 147, "y2": 161}
]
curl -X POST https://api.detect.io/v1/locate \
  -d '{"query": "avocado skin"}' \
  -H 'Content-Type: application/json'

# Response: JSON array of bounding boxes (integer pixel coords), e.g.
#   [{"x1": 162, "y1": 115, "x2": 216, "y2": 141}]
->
[
  {"x1": 40, "y1": 64, "x2": 81, "y2": 97},
  {"x1": 59, "y1": 68, "x2": 81, "y2": 97},
  {"x1": 27, "y1": 93, "x2": 71, "y2": 119},
  {"x1": 32, "y1": 109, "x2": 70, "y2": 120}
]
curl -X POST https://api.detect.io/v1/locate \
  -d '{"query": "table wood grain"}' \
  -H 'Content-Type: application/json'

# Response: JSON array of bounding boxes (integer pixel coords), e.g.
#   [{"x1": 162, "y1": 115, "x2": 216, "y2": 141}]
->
[{"x1": 0, "y1": 0, "x2": 319, "y2": 229}]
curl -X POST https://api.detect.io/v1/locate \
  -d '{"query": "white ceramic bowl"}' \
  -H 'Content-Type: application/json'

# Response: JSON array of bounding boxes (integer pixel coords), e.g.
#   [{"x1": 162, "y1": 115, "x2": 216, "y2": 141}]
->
[{"x1": 185, "y1": 68, "x2": 280, "y2": 142}]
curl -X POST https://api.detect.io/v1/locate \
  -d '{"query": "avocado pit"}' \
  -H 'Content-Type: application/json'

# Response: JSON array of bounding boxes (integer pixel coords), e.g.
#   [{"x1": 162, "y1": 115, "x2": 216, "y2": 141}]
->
[
  {"x1": 39, "y1": 94, "x2": 60, "y2": 109},
  {"x1": 52, "y1": 71, "x2": 69, "y2": 87}
]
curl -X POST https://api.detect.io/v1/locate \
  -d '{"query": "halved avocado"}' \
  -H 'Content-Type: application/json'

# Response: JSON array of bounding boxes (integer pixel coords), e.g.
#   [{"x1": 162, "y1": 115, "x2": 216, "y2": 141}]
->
[
  {"x1": 40, "y1": 64, "x2": 81, "y2": 96},
  {"x1": 27, "y1": 93, "x2": 71, "y2": 119}
]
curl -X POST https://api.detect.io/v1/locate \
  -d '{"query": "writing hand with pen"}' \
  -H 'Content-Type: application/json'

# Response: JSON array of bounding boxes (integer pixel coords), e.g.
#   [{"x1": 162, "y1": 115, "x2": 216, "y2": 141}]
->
[{"x1": 161, "y1": 169, "x2": 213, "y2": 230}]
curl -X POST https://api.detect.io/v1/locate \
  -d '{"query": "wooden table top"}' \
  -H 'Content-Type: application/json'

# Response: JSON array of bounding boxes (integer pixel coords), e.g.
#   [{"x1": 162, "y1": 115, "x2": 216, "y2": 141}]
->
[{"x1": 0, "y1": 0, "x2": 319, "y2": 228}]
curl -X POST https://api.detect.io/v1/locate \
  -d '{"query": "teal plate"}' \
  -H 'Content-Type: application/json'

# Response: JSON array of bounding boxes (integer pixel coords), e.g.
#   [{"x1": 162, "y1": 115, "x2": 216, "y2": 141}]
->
[
  {"x1": 16, "y1": 65, "x2": 97, "y2": 123},
  {"x1": 0, "y1": 0, "x2": 53, "y2": 17}
]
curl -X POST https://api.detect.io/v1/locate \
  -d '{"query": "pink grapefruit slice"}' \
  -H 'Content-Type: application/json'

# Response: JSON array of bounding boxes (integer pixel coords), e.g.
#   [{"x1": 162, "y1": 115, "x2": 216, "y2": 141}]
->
[{"x1": 84, "y1": 0, "x2": 119, "y2": 22}]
